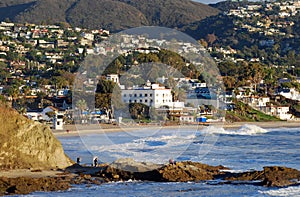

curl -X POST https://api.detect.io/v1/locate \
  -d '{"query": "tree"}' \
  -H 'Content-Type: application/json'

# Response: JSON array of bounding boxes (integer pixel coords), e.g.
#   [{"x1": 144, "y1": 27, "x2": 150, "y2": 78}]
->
[
  {"x1": 7, "y1": 86, "x2": 20, "y2": 108},
  {"x1": 76, "y1": 99, "x2": 87, "y2": 114},
  {"x1": 129, "y1": 103, "x2": 150, "y2": 120}
]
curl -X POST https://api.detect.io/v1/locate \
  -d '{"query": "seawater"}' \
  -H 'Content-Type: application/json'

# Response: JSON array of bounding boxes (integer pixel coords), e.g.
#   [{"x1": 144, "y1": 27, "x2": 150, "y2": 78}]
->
[{"x1": 24, "y1": 125, "x2": 300, "y2": 197}]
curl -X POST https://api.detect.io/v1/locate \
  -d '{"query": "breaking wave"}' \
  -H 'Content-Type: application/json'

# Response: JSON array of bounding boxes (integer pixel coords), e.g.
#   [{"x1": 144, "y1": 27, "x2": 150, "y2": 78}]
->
[
  {"x1": 259, "y1": 185, "x2": 300, "y2": 197},
  {"x1": 201, "y1": 124, "x2": 269, "y2": 136}
]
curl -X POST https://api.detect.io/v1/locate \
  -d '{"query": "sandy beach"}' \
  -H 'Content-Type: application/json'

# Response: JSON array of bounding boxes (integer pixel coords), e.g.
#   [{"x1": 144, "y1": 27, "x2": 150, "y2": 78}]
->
[{"x1": 53, "y1": 121, "x2": 300, "y2": 137}]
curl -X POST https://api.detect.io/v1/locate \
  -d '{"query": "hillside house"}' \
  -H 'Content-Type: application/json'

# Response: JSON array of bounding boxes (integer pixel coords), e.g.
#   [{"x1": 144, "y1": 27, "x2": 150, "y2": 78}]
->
[
  {"x1": 122, "y1": 81, "x2": 173, "y2": 108},
  {"x1": 266, "y1": 104, "x2": 292, "y2": 120}
]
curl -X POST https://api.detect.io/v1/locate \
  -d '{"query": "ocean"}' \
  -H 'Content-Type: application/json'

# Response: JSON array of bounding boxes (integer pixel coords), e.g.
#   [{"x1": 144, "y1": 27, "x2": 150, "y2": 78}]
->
[{"x1": 23, "y1": 124, "x2": 300, "y2": 197}]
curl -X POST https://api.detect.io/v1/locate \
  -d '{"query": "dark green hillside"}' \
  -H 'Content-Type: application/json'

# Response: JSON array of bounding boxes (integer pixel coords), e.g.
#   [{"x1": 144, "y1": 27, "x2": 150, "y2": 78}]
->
[
  {"x1": 119, "y1": 0, "x2": 219, "y2": 28},
  {"x1": 14, "y1": 0, "x2": 76, "y2": 25},
  {"x1": 66, "y1": 0, "x2": 149, "y2": 31},
  {"x1": 0, "y1": 0, "x2": 219, "y2": 32}
]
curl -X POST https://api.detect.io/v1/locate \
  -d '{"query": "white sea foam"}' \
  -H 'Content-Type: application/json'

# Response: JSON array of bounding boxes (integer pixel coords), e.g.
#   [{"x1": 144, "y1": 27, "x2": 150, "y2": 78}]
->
[
  {"x1": 259, "y1": 185, "x2": 300, "y2": 197},
  {"x1": 87, "y1": 133, "x2": 198, "y2": 163},
  {"x1": 201, "y1": 124, "x2": 269, "y2": 136}
]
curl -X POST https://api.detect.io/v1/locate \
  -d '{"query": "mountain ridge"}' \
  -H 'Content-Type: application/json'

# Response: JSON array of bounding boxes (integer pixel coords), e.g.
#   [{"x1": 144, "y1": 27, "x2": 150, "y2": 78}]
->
[{"x1": 0, "y1": 0, "x2": 219, "y2": 32}]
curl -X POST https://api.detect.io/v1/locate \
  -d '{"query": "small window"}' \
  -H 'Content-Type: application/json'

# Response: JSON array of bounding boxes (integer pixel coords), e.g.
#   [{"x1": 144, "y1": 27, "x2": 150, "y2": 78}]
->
[
  {"x1": 140, "y1": 99, "x2": 143, "y2": 102},
  {"x1": 124, "y1": 94, "x2": 126, "y2": 97},
  {"x1": 129, "y1": 100, "x2": 132, "y2": 103},
  {"x1": 129, "y1": 94, "x2": 132, "y2": 97},
  {"x1": 134, "y1": 94, "x2": 137, "y2": 97},
  {"x1": 145, "y1": 99, "x2": 148, "y2": 103},
  {"x1": 140, "y1": 94, "x2": 143, "y2": 97},
  {"x1": 150, "y1": 94, "x2": 153, "y2": 97},
  {"x1": 145, "y1": 94, "x2": 148, "y2": 97}
]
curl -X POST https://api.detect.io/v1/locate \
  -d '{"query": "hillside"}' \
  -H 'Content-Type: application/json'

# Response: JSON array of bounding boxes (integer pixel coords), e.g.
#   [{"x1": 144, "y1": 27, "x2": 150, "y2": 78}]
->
[
  {"x1": 0, "y1": 0, "x2": 219, "y2": 32},
  {"x1": 118, "y1": 0, "x2": 219, "y2": 28},
  {"x1": 0, "y1": 103, "x2": 73, "y2": 170},
  {"x1": 66, "y1": 0, "x2": 149, "y2": 31}
]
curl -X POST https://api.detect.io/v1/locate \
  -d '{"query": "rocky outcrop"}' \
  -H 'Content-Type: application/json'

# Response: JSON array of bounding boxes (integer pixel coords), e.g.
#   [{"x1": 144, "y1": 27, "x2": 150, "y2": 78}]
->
[
  {"x1": 97, "y1": 159, "x2": 300, "y2": 187},
  {"x1": 99, "y1": 159, "x2": 228, "y2": 182},
  {"x1": 224, "y1": 166, "x2": 300, "y2": 187},
  {"x1": 159, "y1": 161, "x2": 228, "y2": 182},
  {"x1": 0, "y1": 104, "x2": 73, "y2": 170},
  {"x1": 0, "y1": 176, "x2": 71, "y2": 196}
]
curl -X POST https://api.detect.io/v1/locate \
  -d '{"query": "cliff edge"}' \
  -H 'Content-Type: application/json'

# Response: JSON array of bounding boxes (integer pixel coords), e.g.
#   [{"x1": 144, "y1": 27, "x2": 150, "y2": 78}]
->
[{"x1": 0, "y1": 104, "x2": 73, "y2": 170}]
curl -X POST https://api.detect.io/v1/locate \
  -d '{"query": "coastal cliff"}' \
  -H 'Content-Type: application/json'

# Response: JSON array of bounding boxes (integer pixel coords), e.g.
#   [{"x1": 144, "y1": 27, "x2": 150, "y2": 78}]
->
[{"x1": 0, "y1": 104, "x2": 73, "y2": 170}]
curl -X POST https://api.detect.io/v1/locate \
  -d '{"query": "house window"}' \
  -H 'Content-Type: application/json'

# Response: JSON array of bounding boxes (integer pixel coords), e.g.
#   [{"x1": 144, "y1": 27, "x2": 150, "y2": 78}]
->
[
  {"x1": 129, "y1": 100, "x2": 132, "y2": 103},
  {"x1": 150, "y1": 94, "x2": 153, "y2": 97},
  {"x1": 129, "y1": 94, "x2": 132, "y2": 97},
  {"x1": 134, "y1": 94, "x2": 137, "y2": 97},
  {"x1": 145, "y1": 94, "x2": 148, "y2": 97},
  {"x1": 134, "y1": 100, "x2": 137, "y2": 103},
  {"x1": 124, "y1": 94, "x2": 126, "y2": 97},
  {"x1": 145, "y1": 99, "x2": 148, "y2": 103},
  {"x1": 140, "y1": 99, "x2": 143, "y2": 102},
  {"x1": 140, "y1": 94, "x2": 143, "y2": 97}
]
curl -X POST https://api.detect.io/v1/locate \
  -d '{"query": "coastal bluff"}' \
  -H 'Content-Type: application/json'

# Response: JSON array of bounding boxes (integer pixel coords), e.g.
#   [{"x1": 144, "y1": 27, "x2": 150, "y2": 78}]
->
[{"x1": 0, "y1": 104, "x2": 73, "y2": 170}]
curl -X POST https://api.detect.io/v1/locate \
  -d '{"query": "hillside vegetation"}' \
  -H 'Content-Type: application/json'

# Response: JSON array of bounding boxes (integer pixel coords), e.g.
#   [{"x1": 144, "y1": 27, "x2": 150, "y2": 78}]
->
[{"x1": 0, "y1": 0, "x2": 219, "y2": 32}]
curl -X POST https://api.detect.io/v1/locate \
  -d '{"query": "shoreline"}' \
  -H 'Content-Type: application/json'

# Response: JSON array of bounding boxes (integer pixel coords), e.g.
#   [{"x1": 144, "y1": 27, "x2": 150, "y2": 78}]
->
[{"x1": 53, "y1": 121, "x2": 300, "y2": 137}]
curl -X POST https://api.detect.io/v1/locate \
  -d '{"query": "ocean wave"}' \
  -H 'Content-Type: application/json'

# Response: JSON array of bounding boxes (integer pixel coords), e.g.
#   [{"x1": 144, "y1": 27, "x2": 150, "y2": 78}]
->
[
  {"x1": 259, "y1": 185, "x2": 300, "y2": 197},
  {"x1": 201, "y1": 124, "x2": 269, "y2": 136},
  {"x1": 87, "y1": 132, "x2": 199, "y2": 163}
]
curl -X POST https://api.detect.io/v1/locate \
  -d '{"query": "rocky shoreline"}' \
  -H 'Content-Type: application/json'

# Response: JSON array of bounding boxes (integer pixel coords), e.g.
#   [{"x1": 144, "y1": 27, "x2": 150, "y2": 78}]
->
[{"x1": 1, "y1": 159, "x2": 299, "y2": 195}]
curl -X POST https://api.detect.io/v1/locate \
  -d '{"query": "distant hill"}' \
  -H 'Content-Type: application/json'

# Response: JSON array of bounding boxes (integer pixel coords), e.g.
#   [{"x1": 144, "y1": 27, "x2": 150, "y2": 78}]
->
[{"x1": 0, "y1": 0, "x2": 219, "y2": 32}]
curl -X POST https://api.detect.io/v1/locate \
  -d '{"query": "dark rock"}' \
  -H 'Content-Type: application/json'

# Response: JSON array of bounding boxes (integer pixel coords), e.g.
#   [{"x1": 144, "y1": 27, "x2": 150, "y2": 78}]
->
[
  {"x1": 261, "y1": 166, "x2": 300, "y2": 187},
  {"x1": 223, "y1": 166, "x2": 300, "y2": 187},
  {"x1": 0, "y1": 176, "x2": 72, "y2": 195}
]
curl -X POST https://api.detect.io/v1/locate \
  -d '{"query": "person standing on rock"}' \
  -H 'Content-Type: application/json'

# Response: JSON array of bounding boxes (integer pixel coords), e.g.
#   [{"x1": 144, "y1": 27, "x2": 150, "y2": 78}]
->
[
  {"x1": 93, "y1": 157, "x2": 98, "y2": 167},
  {"x1": 76, "y1": 157, "x2": 81, "y2": 164}
]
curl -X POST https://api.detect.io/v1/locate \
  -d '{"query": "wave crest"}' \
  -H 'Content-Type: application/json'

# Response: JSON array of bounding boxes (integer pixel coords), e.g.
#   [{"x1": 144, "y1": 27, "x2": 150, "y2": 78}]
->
[{"x1": 202, "y1": 124, "x2": 269, "y2": 135}]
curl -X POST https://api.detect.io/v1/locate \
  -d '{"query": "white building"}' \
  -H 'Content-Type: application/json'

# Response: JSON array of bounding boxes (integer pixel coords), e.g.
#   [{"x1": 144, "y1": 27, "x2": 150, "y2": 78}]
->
[
  {"x1": 266, "y1": 105, "x2": 292, "y2": 120},
  {"x1": 106, "y1": 74, "x2": 120, "y2": 85},
  {"x1": 53, "y1": 111, "x2": 64, "y2": 130},
  {"x1": 278, "y1": 88, "x2": 300, "y2": 101},
  {"x1": 179, "y1": 115, "x2": 195, "y2": 123},
  {"x1": 121, "y1": 82, "x2": 173, "y2": 108}
]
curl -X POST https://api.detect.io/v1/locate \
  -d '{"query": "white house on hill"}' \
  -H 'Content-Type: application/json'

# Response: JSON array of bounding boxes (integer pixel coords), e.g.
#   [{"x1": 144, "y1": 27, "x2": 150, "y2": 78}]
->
[{"x1": 121, "y1": 81, "x2": 173, "y2": 108}]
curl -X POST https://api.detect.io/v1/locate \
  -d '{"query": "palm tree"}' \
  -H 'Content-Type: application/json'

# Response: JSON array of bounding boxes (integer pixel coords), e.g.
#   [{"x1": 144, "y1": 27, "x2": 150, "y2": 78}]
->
[{"x1": 76, "y1": 99, "x2": 87, "y2": 122}]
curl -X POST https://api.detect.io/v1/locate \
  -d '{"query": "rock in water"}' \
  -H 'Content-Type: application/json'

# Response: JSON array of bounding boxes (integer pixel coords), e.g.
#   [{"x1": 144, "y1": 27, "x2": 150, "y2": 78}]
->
[{"x1": 0, "y1": 104, "x2": 73, "y2": 170}]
